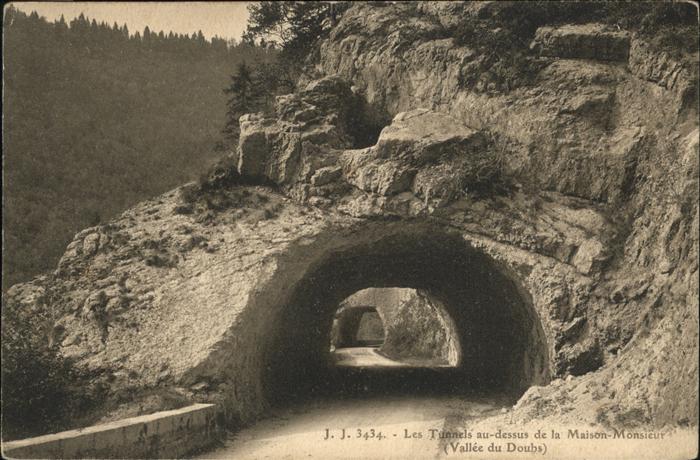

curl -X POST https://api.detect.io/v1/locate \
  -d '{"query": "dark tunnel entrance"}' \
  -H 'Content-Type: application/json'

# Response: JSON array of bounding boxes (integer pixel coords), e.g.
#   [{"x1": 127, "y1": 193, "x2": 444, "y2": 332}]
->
[{"x1": 263, "y1": 225, "x2": 550, "y2": 407}]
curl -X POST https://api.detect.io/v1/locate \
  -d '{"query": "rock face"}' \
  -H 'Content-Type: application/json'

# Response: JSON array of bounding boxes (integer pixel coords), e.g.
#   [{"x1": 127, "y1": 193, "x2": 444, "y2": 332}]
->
[
  {"x1": 628, "y1": 38, "x2": 697, "y2": 104},
  {"x1": 530, "y1": 24, "x2": 630, "y2": 61},
  {"x1": 318, "y1": 3, "x2": 697, "y2": 205},
  {"x1": 3, "y1": 1, "x2": 698, "y2": 437},
  {"x1": 236, "y1": 91, "x2": 504, "y2": 217},
  {"x1": 316, "y1": 1, "x2": 698, "y2": 429},
  {"x1": 235, "y1": 75, "x2": 377, "y2": 188}
]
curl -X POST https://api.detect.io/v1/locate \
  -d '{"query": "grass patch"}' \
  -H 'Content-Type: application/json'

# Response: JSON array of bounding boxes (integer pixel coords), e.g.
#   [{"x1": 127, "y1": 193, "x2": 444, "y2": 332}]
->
[
  {"x1": 458, "y1": 133, "x2": 516, "y2": 198},
  {"x1": 177, "y1": 154, "x2": 279, "y2": 218}
]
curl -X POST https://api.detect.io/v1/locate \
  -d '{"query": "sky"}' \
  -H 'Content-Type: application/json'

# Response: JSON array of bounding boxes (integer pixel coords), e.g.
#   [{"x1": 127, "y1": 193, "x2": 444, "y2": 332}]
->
[{"x1": 11, "y1": 2, "x2": 251, "y2": 41}]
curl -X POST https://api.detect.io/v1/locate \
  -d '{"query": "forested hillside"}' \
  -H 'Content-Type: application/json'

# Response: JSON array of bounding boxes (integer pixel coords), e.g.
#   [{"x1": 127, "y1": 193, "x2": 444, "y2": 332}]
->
[{"x1": 3, "y1": 7, "x2": 272, "y2": 288}]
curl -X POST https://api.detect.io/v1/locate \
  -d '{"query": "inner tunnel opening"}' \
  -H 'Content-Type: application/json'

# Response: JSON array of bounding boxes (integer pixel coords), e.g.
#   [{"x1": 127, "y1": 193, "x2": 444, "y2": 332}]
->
[
  {"x1": 329, "y1": 288, "x2": 462, "y2": 369},
  {"x1": 263, "y1": 225, "x2": 550, "y2": 409}
]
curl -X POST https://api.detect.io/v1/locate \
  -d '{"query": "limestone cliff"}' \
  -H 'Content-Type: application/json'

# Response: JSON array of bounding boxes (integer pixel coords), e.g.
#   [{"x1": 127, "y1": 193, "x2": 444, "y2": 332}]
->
[{"x1": 4, "y1": 1, "x2": 698, "y2": 434}]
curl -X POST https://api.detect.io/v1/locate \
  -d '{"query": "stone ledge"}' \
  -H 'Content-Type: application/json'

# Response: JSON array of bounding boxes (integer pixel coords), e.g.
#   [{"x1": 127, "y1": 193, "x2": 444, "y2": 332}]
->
[
  {"x1": 1, "y1": 403, "x2": 220, "y2": 459},
  {"x1": 531, "y1": 24, "x2": 630, "y2": 62}
]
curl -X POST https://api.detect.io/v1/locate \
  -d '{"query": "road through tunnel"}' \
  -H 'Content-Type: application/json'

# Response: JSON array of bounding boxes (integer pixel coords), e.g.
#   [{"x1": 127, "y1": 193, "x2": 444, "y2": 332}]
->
[{"x1": 262, "y1": 224, "x2": 550, "y2": 408}]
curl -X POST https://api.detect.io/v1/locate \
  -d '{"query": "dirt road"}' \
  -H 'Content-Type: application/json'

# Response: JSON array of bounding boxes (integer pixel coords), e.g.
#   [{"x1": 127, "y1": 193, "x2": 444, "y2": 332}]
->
[
  {"x1": 199, "y1": 394, "x2": 506, "y2": 459},
  {"x1": 332, "y1": 346, "x2": 412, "y2": 367},
  {"x1": 331, "y1": 347, "x2": 452, "y2": 368}
]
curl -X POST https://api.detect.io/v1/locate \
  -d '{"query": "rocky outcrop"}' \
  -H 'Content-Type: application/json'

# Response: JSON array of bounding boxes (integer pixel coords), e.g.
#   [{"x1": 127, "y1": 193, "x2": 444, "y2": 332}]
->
[
  {"x1": 232, "y1": 77, "x2": 506, "y2": 217},
  {"x1": 233, "y1": 85, "x2": 616, "y2": 273},
  {"x1": 318, "y1": 3, "x2": 696, "y2": 207},
  {"x1": 317, "y1": 1, "x2": 698, "y2": 429},
  {"x1": 3, "y1": 159, "x2": 615, "y2": 426},
  {"x1": 341, "y1": 109, "x2": 488, "y2": 200},
  {"x1": 235, "y1": 75, "x2": 357, "y2": 182}
]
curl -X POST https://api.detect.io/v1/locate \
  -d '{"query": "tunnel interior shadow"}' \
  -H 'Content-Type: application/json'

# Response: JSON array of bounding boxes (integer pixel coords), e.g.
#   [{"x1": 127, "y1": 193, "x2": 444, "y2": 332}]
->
[{"x1": 263, "y1": 226, "x2": 550, "y2": 408}]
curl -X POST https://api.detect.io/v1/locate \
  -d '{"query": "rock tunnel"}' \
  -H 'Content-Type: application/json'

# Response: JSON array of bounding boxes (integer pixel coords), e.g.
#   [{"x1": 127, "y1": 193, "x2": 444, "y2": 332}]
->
[
  {"x1": 331, "y1": 305, "x2": 386, "y2": 349},
  {"x1": 253, "y1": 222, "x2": 551, "y2": 409},
  {"x1": 331, "y1": 287, "x2": 462, "y2": 366}
]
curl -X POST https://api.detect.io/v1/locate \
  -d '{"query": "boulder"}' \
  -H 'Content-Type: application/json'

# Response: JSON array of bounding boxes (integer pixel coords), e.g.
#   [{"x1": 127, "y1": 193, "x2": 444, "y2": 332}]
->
[
  {"x1": 266, "y1": 132, "x2": 302, "y2": 184},
  {"x1": 374, "y1": 109, "x2": 487, "y2": 163},
  {"x1": 236, "y1": 76, "x2": 362, "y2": 189},
  {"x1": 571, "y1": 238, "x2": 607, "y2": 275},
  {"x1": 340, "y1": 109, "x2": 490, "y2": 202},
  {"x1": 237, "y1": 114, "x2": 271, "y2": 178}
]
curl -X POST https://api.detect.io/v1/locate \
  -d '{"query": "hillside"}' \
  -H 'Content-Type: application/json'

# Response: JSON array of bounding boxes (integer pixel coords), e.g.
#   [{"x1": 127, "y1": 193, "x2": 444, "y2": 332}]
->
[{"x1": 2, "y1": 7, "x2": 271, "y2": 288}]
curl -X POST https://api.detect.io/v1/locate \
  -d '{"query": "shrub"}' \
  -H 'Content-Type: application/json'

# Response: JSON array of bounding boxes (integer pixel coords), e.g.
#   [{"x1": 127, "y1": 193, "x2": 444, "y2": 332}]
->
[
  {"x1": 1, "y1": 293, "x2": 99, "y2": 440},
  {"x1": 456, "y1": 132, "x2": 514, "y2": 198},
  {"x1": 173, "y1": 203, "x2": 194, "y2": 215},
  {"x1": 454, "y1": 7, "x2": 546, "y2": 93},
  {"x1": 457, "y1": 152, "x2": 512, "y2": 198},
  {"x1": 179, "y1": 184, "x2": 200, "y2": 205},
  {"x1": 199, "y1": 155, "x2": 241, "y2": 192},
  {"x1": 177, "y1": 155, "x2": 243, "y2": 209}
]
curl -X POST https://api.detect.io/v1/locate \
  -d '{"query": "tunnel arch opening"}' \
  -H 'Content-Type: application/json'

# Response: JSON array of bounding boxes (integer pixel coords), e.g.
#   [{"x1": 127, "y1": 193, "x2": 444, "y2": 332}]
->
[
  {"x1": 262, "y1": 224, "x2": 550, "y2": 406},
  {"x1": 331, "y1": 304, "x2": 386, "y2": 349},
  {"x1": 329, "y1": 288, "x2": 463, "y2": 368}
]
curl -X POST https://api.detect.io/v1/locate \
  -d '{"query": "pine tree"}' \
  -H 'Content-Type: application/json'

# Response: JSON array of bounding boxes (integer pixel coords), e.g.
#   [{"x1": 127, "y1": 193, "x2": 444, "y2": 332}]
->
[
  {"x1": 245, "y1": 2, "x2": 349, "y2": 60},
  {"x1": 54, "y1": 15, "x2": 68, "y2": 41},
  {"x1": 143, "y1": 25, "x2": 152, "y2": 49},
  {"x1": 222, "y1": 62, "x2": 258, "y2": 146}
]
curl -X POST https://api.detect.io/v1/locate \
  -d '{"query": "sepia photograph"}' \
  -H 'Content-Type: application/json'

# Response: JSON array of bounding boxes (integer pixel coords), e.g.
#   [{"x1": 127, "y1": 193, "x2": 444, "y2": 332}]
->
[{"x1": 1, "y1": 1, "x2": 699, "y2": 459}]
